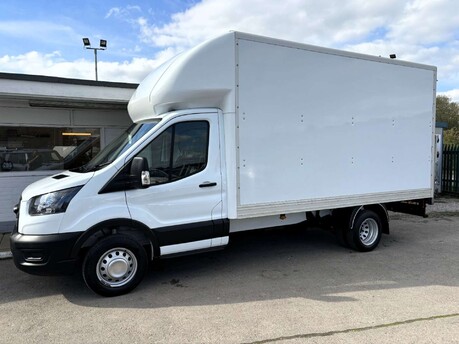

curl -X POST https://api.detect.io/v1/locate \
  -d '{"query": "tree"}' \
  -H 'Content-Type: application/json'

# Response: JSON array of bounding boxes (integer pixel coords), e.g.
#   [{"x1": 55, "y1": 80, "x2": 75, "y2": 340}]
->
[{"x1": 436, "y1": 95, "x2": 459, "y2": 145}]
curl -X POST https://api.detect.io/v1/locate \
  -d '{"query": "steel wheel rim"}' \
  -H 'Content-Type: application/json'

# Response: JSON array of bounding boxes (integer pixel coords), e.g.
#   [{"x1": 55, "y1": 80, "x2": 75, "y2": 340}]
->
[
  {"x1": 359, "y1": 218, "x2": 379, "y2": 246},
  {"x1": 96, "y1": 247, "x2": 138, "y2": 288}
]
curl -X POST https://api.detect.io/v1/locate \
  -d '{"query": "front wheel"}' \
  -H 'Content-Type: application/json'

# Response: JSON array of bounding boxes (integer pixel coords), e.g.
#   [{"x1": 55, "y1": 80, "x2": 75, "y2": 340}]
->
[
  {"x1": 82, "y1": 235, "x2": 148, "y2": 297},
  {"x1": 347, "y1": 210, "x2": 382, "y2": 252}
]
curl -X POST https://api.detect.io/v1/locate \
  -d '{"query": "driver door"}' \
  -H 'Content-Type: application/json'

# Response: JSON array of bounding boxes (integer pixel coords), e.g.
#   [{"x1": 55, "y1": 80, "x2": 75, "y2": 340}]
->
[{"x1": 125, "y1": 113, "x2": 223, "y2": 255}]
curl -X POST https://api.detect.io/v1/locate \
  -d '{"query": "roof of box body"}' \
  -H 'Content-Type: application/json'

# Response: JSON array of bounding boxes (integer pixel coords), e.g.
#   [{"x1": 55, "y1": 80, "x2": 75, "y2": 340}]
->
[{"x1": 0, "y1": 72, "x2": 138, "y2": 106}]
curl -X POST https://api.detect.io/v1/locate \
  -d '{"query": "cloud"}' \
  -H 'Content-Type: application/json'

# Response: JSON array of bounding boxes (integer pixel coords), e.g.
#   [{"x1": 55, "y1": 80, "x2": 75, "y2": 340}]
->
[
  {"x1": 105, "y1": 6, "x2": 141, "y2": 20},
  {"x1": 137, "y1": 0, "x2": 459, "y2": 53},
  {"x1": 0, "y1": 49, "x2": 176, "y2": 83},
  {"x1": 439, "y1": 89, "x2": 459, "y2": 103},
  {"x1": 136, "y1": 0, "x2": 408, "y2": 49},
  {"x1": 387, "y1": 0, "x2": 459, "y2": 45},
  {"x1": 105, "y1": 7, "x2": 122, "y2": 19}
]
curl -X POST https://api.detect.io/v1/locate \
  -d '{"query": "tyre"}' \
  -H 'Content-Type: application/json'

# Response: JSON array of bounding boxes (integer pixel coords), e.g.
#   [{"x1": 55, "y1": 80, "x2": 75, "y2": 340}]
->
[
  {"x1": 346, "y1": 210, "x2": 382, "y2": 252},
  {"x1": 82, "y1": 235, "x2": 148, "y2": 297}
]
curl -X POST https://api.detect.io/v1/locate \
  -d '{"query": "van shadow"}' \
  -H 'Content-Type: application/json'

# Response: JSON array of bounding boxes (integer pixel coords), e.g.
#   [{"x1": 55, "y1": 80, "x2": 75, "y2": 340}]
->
[{"x1": 1, "y1": 216, "x2": 458, "y2": 308}]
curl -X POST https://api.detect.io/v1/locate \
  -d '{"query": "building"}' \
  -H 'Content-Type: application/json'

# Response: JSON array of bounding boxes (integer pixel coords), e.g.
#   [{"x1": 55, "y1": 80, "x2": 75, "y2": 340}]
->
[{"x1": 0, "y1": 73, "x2": 137, "y2": 231}]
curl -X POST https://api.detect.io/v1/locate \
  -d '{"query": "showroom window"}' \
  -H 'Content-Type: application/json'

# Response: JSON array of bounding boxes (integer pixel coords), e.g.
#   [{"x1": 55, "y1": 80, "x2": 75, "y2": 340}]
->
[{"x1": 0, "y1": 127, "x2": 100, "y2": 172}]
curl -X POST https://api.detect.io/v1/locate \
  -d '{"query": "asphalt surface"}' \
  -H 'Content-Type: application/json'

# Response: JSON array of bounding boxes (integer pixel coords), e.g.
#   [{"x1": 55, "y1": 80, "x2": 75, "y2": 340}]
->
[{"x1": 0, "y1": 213, "x2": 458, "y2": 343}]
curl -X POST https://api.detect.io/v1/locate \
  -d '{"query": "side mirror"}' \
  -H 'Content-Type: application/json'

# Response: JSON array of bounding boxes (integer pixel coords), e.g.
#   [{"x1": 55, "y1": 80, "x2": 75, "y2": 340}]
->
[{"x1": 130, "y1": 157, "x2": 150, "y2": 188}]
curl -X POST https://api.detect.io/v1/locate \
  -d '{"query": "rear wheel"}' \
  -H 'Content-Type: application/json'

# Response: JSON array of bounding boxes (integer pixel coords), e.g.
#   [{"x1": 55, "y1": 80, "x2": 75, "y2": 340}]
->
[
  {"x1": 82, "y1": 235, "x2": 148, "y2": 297},
  {"x1": 347, "y1": 210, "x2": 382, "y2": 252}
]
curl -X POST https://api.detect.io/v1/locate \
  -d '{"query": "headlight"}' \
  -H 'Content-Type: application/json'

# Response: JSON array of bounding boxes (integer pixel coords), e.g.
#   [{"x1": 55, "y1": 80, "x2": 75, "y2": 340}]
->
[{"x1": 29, "y1": 186, "x2": 83, "y2": 216}]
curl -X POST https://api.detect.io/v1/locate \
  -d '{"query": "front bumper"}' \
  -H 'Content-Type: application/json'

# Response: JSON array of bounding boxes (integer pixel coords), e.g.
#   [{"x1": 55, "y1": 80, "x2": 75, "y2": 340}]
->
[{"x1": 10, "y1": 231, "x2": 81, "y2": 275}]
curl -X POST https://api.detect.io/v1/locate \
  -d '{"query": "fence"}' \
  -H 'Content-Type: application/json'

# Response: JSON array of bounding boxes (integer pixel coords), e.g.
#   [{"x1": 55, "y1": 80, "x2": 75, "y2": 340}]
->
[{"x1": 442, "y1": 144, "x2": 459, "y2": 194}]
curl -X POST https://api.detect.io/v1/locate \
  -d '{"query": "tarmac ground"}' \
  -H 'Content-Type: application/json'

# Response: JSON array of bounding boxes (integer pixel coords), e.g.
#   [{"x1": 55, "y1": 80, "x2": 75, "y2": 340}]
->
[{"x1": 0, "y1": 233, "x2": 12, "y2": 259}]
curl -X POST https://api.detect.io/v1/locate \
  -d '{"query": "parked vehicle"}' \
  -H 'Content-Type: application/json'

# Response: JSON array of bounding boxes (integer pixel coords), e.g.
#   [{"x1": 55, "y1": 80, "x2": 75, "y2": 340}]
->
[
  {"x1": 11, "y1": 32, "x2": 437, "y2": 296},
  {"x1": 0, "y1": 149, "x2": 63, "y2": 171}
]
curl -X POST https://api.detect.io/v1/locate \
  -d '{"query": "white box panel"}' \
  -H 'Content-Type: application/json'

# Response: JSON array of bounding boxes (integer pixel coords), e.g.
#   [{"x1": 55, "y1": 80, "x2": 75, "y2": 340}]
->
[{"x1": 236, "y1": 36, "x2": 435, "y2": 215}]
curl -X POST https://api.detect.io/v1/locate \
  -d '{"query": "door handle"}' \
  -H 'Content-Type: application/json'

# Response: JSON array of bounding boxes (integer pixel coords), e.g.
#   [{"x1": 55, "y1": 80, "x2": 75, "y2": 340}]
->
[{"x1": 199, "y1": 182, "x2": 217, "y2": 188}]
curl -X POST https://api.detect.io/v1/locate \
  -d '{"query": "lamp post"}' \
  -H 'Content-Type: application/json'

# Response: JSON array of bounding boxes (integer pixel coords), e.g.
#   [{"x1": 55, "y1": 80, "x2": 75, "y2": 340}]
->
[{"x1": 82, "y1": 38, "x2": 107, "y2": 81}]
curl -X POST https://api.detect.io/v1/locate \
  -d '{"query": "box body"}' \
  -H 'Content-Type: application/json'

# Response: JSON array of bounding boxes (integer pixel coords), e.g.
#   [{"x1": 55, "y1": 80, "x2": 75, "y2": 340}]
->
[{"x1": 233, "y1": 33, "x2": 436, "y2": 218}]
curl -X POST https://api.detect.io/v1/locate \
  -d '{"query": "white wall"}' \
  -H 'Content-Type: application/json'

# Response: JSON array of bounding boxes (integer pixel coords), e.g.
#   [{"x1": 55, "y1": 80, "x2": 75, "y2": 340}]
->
[{"x1": 0, "y1": 172, "x2": 52, "y2": 223}]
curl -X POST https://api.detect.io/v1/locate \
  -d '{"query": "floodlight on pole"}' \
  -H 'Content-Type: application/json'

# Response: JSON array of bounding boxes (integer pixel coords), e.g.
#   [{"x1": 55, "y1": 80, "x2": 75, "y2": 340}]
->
[{"x1": 82, "y1": 38, "x2": 107, "y2": 81}]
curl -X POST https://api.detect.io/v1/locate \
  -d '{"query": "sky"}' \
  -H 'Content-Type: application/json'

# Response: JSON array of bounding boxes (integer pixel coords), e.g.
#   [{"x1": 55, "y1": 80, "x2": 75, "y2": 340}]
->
[{"x1": 0, "y1": 0, "x2": 458, "y2": 101}]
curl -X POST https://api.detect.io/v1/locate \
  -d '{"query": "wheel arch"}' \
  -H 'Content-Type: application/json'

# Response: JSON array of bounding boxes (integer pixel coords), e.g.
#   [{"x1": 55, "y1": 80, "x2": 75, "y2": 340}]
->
[
  {"x1": 70, "y1": 219, "x2": 160, "y2": 260},
  {"x1": 350, "y1": 204, "x2": 389, "y2": 234},
  {"x1": 332, "y1": 203, "x2": 389, "y2": 235}
]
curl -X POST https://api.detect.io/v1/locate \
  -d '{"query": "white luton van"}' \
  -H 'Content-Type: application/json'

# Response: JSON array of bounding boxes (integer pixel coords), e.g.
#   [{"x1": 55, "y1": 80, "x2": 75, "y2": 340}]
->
[{"x1": 11, "y1": 32, "x2": 436, "y2": 296}]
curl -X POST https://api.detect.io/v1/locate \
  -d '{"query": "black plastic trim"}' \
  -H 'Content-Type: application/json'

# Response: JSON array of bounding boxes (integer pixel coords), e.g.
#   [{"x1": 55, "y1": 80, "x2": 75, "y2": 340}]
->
[
  {"x1": 155, "y1": 219, "x2": 230, "y2": 246},
  {"x1": 10, "y1": 232, "x2": 81, "y2": 275},
  {"x1": 199, "y1": 182, "x2": 217, "y2": 188},
  {"x1": 98, "y1": 164, "x2": 134, "y2": 194},
  {"x1": 155, "y1": 221, "x2": 212, "y2": 246},
  {"x1": 70, "y1": 218, "x2": 159, "y2": 259},
  {"x1": 213, "y1": 219, "x2": 230, "y2": 238}
]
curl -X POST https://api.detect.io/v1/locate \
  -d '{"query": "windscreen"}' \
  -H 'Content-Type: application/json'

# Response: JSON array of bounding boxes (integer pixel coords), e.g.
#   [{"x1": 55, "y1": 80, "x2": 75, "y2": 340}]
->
[{"x1": 72, "y1": 121, "x2": 159, "y2": 172}]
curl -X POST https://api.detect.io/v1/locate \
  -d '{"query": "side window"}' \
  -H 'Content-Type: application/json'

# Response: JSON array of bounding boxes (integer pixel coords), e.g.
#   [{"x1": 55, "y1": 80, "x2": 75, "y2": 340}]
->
[
  {"x1": 170, "y1": 121, "x2": 209, "y2": 182},
  {"x1": 136, "y1": 121, "x2": 209, "y2": 185},
  {"x1": 137, "y1": 126, "x2": 172, "y2": 184}
]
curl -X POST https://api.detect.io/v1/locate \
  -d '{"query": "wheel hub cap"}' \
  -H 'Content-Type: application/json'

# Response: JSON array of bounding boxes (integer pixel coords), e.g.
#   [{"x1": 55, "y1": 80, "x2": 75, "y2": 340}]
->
[
  {"x1": 107, "y1": 259, "x2": 129, "y2": 278},
  {"x1": 359, "y1": 218, "x2": 379, "y2": 246},
  {"x1": 96, "y1": 248, "x2": 138, "y2": 288}
]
